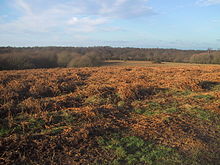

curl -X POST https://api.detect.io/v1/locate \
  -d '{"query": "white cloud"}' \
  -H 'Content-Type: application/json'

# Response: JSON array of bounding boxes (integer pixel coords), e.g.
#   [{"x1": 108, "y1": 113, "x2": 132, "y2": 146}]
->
[
  {"x1": 14, "y1": 0, "x2": 33, "y2": 14},
  {"x1": 0, "y1": 0, "x2": 154, "y2": 44},
  {"x1": 67, "y1": 17, "x2": 108, "y2": 26},
  {"x1": 197, "y1": 0, "x2": 220, "y2": 6},
  {"x1": 66, "y1": 17, "x2": 109, "y2": 32},
  {"x1": 97, "y1": 0, "x2": 153, "y2": 18},
  {"x1": 100, "y1": 26, "x2": 125, "y2": 32}
]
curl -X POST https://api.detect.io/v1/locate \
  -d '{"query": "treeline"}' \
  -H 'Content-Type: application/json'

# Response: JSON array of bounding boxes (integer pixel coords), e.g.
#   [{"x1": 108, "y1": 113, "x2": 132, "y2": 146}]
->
[
  {"x1": 0, "y1": 47, "x2": 104, "y2": 70},
  {"x1": 0, "y1": 46, "x2": 218, "y2": 70},
  {"x1": 190, "y1": 52, "x2": 220, "y2": 64}
]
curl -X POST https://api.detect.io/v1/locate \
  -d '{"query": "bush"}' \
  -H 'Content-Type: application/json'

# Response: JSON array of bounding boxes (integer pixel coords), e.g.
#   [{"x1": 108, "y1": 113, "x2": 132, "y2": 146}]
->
[
  {"x1": 57, "y1": 52, "x2": 80, "y2": 67},
  {"x1": 152, "y1": 59, "x2": 162, "y2": 64},
  {"x1": 68, "y1": 52, "x2": 104, "y2": 68}
]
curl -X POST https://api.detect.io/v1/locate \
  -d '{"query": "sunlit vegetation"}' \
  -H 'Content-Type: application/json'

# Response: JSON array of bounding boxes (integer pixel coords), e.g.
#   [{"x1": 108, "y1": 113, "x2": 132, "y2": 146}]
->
[
  {"x1": 0, "y1": 65, "x2": 220, "y2": 164},
  {"x1": 190, "y1": 51, "x2": 220, "y2": 64}
]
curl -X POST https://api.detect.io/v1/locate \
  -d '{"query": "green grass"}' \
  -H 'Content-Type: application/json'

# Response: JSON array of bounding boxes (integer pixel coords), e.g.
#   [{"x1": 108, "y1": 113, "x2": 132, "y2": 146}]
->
[
  {"x1": 6, "y1": 110, "x2": 78, "y2": 136},
  {"x1": 186, "y1": 107, "x2": 219, "y2": 122},
  {"x1": 11, "y1": 115, "x2": 46, "y2": 134},
  {"x1": 134, "y1": 102, "x2": 179, "y2": 116},
  {"x1": 48, "y1": 110, "x2": 78, "y2": 125},
  {"x1": 193, "y1": 94, "x2": 215, "y2": 100},
  {"x1": 40, "y1": 126, "x2": 65, "y2": 135},
  {"x1": 85, "y1": 95, "x2": 117, "y2": 105},
  {"x1": 117, "y1": 101, "x2": 126, "y2": 108},
  {"x1": 28, "y1": 118, "x2": 45, "y2": 129},
  {"x1": 97, "y1": 134, "x2": 183, "y2": 165},
  {"x1": 0, "y1": 127, "x2": 10, "y2": 137},
  {"x1": 172, "y1": 90, "x2": 192, "y2": 96},
  {"x1": 85, "y1": 96, "x2": 105, "y2": 105}
]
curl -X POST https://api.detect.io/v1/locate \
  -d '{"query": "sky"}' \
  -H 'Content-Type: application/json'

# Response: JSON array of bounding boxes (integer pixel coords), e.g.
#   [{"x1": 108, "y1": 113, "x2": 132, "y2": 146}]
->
[{"x1": 0, "y1": 0, "x2": 220, "y2": 49}]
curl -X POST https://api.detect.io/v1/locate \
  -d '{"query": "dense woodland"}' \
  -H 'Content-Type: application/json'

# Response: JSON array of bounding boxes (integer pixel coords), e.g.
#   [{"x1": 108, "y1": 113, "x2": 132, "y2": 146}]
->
[{"x1": 0, "y1": 47, "x2": 219, "y2": 70}]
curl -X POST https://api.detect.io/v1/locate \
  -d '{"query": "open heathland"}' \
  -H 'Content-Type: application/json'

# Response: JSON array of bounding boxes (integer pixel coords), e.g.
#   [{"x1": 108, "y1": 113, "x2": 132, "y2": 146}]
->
[{"x1": 0, "y1": 65, "x2": 220, "y2": 164}]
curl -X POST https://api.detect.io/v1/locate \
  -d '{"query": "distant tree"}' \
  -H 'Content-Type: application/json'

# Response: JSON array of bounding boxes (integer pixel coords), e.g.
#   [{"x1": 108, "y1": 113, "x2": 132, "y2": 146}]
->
[
  {"x1": 57, "y1": 51, "x2": 80, "y2": 67},
  {"x1": 0, "y1": 46, "x2": 209, "y2": 70},
  {"x1": 68, "y1": 51, "x2": 104, "y2": 67},
  {"x1": 212, "y1": 52, "x2": 220, "y2": 64},
  {"x1": 5, "y1": 54, "x2": 35, "y2": 70},
  {"x1": 208, "y1": 48, "x2": 212, "y2": 56},
  {"x1": 189, "y1": 52, "x2": 220, "y2": 64}
]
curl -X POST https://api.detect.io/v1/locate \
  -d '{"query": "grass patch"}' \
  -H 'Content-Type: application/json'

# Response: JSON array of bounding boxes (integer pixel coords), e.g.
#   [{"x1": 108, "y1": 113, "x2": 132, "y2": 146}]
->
[
  {"x1": 193, "y1": 94, "x2": 215, "y2": 100},
  {"x1": 117, "y1": 101, "x2": 126, "y2": 108},
  {"x1": 40, "y1": 126, "x2": 65, "y2": 135},
  {"x1": 97, "y1": 134, "x2": 183, "y2": 165},
  {"x1": 171, "y1": 90, "x2": 192, "y2": 96},
  {"x1": 184, "y1": 107, "x2": 219, "y2": 122},
  {"x1": 12, "y1": 115, "x2": 46, "y2": 134},
  {"x1": 85, "y1": 94, "x2": 120, "y2": 105},
  {"x1": 134, "y1": 102, "x2": 179, "y2": 116},
  {"x1": 0, "y1": 127, "x2": 10, "y2": 137},
  {"x1": 134, "y1": 102, "x2": 162, "y2": 116},
  {"x1": 191, "y1": 108, "x2": 218, "y2": 121},
  {"x1": 48, "y1": 110, "x2": 78, "y2": 125},
  {"x1": 8, "y1": 111, "x2": 77, "y2": 136},
  {"x1": 85, "y1": 96, "x2": 106, "y2": 105},
  {"x1": 28, "y1": 118, "x2": 45, "y2": 129}
]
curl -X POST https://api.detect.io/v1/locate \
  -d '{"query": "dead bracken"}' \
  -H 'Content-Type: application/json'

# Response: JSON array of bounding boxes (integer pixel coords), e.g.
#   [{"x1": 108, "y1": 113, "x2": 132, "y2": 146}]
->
[{"x1": 0, "y1": 65, "x2": 220, "y2": 165}]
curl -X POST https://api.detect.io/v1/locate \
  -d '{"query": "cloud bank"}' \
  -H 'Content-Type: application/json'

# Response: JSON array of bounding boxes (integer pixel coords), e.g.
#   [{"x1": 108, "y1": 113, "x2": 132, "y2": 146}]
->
[{"x1": 0, "y1": 0, "x2": 153, "y2": 35}]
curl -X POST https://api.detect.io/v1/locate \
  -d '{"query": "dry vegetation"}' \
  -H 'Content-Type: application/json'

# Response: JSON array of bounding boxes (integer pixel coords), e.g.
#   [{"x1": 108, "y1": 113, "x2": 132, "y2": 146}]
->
[{"x1": 0, "y1": 65, "x2": 220, "y2": 164}]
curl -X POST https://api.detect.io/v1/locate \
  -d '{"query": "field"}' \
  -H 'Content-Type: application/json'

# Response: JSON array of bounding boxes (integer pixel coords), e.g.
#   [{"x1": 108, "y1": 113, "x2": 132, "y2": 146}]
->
[
  {"x1": 104, "y1": 60, "x2": 220, "y2": 67},
  {"x1": 0, "y1": 64, "x2": 220, "y2": 164}
]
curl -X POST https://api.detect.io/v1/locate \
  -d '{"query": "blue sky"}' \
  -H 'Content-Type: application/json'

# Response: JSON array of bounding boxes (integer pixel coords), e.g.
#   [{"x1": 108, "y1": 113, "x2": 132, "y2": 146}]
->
[{"x1": 0, "y1": 0, "x2": 219, "y2": 49}]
